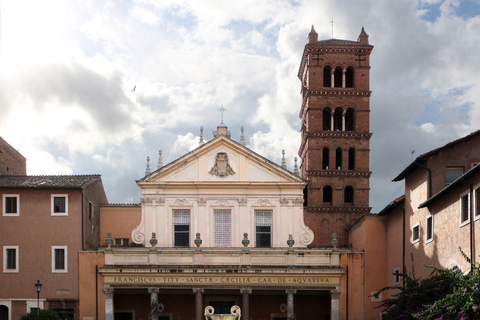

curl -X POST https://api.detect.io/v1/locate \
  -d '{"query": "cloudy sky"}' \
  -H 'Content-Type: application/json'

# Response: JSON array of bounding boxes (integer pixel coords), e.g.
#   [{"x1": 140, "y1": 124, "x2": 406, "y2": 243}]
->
[{"x1": 1, "y1": 0, "x2": 480, "y2": 213}]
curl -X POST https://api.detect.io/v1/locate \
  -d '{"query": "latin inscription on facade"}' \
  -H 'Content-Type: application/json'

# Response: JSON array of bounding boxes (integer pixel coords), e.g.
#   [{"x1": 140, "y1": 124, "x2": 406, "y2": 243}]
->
[{"x1": 104, "y1": 274, "x2": 339, "y2": 287}]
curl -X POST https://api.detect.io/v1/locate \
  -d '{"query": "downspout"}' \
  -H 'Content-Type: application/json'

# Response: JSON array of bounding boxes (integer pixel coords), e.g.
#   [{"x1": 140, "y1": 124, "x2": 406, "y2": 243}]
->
[
  {"x1": 393, "y1": 201, "x2": 406, "y2": 285},
  {"x1": 81, "y1": 189, "x2": 85, "y2": 251},
  {"x1": 346, "y1": 264, "x2": 349, "y2": 320},
  {"x1": 96, "y1": 264, "x2": 99, "y2": 320},
  {"x1": 414, "y1": 161, "x2": 432, "y2": 198},
  {"x1": 462, "y1": 177, "x2": 474, "y2": 271}
]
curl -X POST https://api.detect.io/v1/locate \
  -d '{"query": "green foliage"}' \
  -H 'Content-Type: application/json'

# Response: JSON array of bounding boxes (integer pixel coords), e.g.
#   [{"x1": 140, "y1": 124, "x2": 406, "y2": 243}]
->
[
  {"x1": 376, "y1": 255, "x2": 456, "y2": 320},
  {"x1": 377, "y1": 249, "x2": 480, "y2": 320},
  {"x1": 413, "y1": 249, "x2": 480, "y2": 320},
  {"x1": 20, "y1": 309, "x2": 63, "y2": 320}
]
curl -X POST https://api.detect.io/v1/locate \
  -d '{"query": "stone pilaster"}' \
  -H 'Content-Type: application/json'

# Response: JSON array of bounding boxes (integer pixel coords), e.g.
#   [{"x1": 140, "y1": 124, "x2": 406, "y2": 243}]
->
[
  {"x1": 193, "y1": 288, "x2": 204, "y2": 320},
  {"x1": 104, "y1": 287, "x2": 114, "y2": 320},
  {"x1": 330, "y1": 287, "x2": 340, "y2": 320},
  {"x1": 286, "y1": 289, "x2": 296, "y2": 320},
  {"x1": 148, "y1": 287, "x2": 159, "y2": 320}
]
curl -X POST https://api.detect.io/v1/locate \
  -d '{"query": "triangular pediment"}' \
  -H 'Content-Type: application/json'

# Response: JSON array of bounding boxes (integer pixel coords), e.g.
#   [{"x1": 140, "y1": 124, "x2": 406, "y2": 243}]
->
[{"x1": 137, "y1": 136, "x2": 305, "y2": 186}]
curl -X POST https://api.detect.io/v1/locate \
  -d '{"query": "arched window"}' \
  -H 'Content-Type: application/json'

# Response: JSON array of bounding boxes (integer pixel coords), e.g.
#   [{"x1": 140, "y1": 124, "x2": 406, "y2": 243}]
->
[
  {"x1": 0, "y1": 305, "x2": 8, "y2": 320},
  {"x1": 323, "y1": 185, "x2": 333, "y2": 204},
  {"x1": 322, "y1": 148, "x2": 329, "y2": 169},
  {"x1": 323, "y1": 66, "x2": 332, "y2": 87},
  {"x1": 334, "y1": 107, "x2": 343, "y2": 131},
  {"x1": 346, "y1": 66, "x2": 354, "y2": 87},
  {"x1": 345, "y1": 108, "x2": 355, "y2": 131},
  {"x1": 336, "y1": 148, "x2": 342, "y2": 170},
  {"x1": 323, "y1": 107, "x2": 332, "y2": 131},
  {"x1": 334, "y1": 66, "x2": 343, "y2": 87},
  {"x1": 344, "y1": 186, "x2": 354, "y2": 204},
  {"x1": 348, "y1": 148, "x2": 355, "y2": 170}
]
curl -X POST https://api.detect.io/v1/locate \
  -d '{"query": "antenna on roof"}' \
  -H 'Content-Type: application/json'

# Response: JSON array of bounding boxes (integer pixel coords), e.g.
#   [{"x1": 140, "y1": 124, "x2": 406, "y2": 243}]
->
[
  {"x1": 330, "y1": 18, "x2": 335, "y2": 38},
  {"x1": 411, "y1": 150, "x2": 415, "y2": 162}
]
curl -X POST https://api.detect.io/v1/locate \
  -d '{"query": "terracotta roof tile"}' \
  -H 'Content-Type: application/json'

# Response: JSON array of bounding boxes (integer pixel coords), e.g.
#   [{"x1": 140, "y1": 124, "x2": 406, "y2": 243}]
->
[{"x1": 0, "y1": 175, "x2": 101, "y2": 189}]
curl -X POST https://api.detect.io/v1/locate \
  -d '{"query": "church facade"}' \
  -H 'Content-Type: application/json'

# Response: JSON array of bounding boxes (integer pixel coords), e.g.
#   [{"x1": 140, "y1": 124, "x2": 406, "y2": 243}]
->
[
  {"x1": 1, "y1": 27, "x2": 390, "y2": 320},
  {"x1": 76, "y1": 27, "x2": 382, "y2": 320}
]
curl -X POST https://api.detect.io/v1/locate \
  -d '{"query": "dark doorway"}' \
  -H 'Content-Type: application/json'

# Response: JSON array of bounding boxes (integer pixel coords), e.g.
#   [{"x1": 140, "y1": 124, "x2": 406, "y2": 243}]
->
[
  {"x1": 210, "y1": 301, "x2": 235, "y2": 314},
  {"x1": 0, "y1": 306, "x2": 8, "y2": 320},
  {"x1": 115, "y1": 311, "x2": 133, "y2": 320}
]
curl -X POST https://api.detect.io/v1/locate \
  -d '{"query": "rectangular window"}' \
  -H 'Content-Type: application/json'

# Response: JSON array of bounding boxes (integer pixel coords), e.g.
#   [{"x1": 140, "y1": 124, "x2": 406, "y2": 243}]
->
[
  {"x1": 476, "y1": 188, "x2": 480, "y2": 219},
  {"x1": 214, "y1": 209, "x2": 231, "y2": 247},
  {"x1": 255, "y1": 210, "x2": 273, "y2": 248},
  {"x1": 412, "y1": 223, "x2": 420, "y2": 244},
  {"x1": 173, "y1": 209, "x2": 190, "y2": 247},
  {"x1": 3, "y1": 246, "x2": 18, "y2": 273},
  {"x1": 51, "y1": 195, "x2": 68, "y2": 216},
  {"x1": 446, "y1": 167, "x2": 463, "y2": 184},
  {"x1": 461, "y1": 194, "x2": 470, "y2": 225},
  {"x1": 114, "y1": 238, "x2": 130, "y2": 246},
  {"x1": 3, "y1": 194, "x2": 19, "y2": 216},
  {"x1": 52, "y1": 246, "x2": 67, "y2": 273},
  {"x1": 393, "y1": 268, "x2": 400, "y2": 285},
  {"x1": 426, "y1": 216, "x2": 433, "y2": 243}
]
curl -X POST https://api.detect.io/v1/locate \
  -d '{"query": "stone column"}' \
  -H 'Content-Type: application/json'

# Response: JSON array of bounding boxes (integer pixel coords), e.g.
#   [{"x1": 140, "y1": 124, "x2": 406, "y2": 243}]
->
[
  {"x1": 330, "y1": 288, "x2": 340, "y2": 320},
  {"x1": 342, "y1": 69, "x2": 346, "y2": 88},
  {"x1": 330, "y1": 111, "x2": 334, "y2": 131},
  {"x1": 149, "y1": 287, "x2": 160, "y2": 320},
  {"x1": 342, "y1": 110, "x2": 346, "y2": 131},
  {"x1": 331, "y1": 70, "x2": 335, "y2": 88},
  {"x1": 286, "y1": 289, "x2": 296, "y2": 320},
  {"x1": 193, "y1": 288, "x2": 204, "y2": 320},
  {"x1": 104, "y1": 287, "x2": 114, "y2": 320},
  {"x1": 240, "y1": 288, "x2": 252, "y2": 320}
]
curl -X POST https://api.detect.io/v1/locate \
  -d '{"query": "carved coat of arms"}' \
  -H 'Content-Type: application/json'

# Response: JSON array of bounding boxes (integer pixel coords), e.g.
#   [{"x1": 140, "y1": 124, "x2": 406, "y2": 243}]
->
[{"x1": 209, "y1": 152, "x2": 235, "y2": 177}]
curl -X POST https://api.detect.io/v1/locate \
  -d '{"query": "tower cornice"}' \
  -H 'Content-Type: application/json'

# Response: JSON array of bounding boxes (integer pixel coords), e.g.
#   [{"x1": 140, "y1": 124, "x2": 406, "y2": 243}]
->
[{"x1": 298, "y1": 132, "x2": 372, "y2": 156}]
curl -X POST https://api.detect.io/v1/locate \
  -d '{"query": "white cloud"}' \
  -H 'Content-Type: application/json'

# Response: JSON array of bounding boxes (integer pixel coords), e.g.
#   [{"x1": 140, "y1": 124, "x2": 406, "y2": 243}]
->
[{"x1": 2, "y1": 0, "x2": 480, "y2": 213}]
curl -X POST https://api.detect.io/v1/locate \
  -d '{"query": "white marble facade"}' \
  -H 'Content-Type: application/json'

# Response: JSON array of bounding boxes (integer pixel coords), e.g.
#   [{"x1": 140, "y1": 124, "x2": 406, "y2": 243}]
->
[{"x1": 132, "y1": 134, "x2": 313, "y2": 249}]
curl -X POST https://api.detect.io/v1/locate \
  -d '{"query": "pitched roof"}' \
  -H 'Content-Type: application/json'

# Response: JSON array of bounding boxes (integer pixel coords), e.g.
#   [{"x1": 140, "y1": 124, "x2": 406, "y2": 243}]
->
[
  {"x1": 393, "y1": 130, "x2": 480, "y2": 182},
  {"x1": 0, "y1": 175, "x2": 102, "y2": 189},
  {"x1": 314, "y1": 39, "x2": 364, "y2": 46},
  {"x1": 377, "y1": 195, "x2": 405, "y2": 216},
  {"x1": 138, "y1": 134, "x2": 306, "y2": 184},
  {"x1": 419, "y1": 163, "x2": 480, "y2": 208}
]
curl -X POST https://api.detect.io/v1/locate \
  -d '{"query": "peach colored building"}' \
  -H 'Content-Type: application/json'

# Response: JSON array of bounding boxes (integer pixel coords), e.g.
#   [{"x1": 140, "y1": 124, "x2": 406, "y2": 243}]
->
[
  {"x1": 74, "y1": 27, "x2": 388, "y2": 320},
  {"x1": 0, "y1": 174, "x2": 107, "y2": 320},
  {"x1": 378, "y1": 130, "x2": 480, "y2": 302}
]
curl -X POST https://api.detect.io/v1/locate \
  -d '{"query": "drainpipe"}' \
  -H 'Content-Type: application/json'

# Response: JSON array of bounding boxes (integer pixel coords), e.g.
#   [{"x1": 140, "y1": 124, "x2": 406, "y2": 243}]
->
[
  {"x1": 462, "y1": 177, "x2": 474, "y2": 271},
  {"x1": 96, "y1": 264, "x2": 99, "y2": 320},
  {"x1": 414, "y1": 161, "x2": 432, "y2": 198},
  {"x1": 393, "y1": 201, "x2": 406, "y2": 285},
  {"x1": 81, "y1": 189, "x2": 85, "y2": 251}
]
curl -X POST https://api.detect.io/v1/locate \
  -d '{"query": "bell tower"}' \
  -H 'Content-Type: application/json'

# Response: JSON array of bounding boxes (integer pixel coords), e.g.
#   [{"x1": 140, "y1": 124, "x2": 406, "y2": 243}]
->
[{"x1": 298, "y1": 26, "x2": 373, "y2": 247}]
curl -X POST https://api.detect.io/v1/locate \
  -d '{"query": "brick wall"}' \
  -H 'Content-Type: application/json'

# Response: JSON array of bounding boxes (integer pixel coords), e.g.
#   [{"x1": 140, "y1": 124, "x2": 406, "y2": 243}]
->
[{"x1": 0, "y1": 137, "x2": 26, "y2": 175}]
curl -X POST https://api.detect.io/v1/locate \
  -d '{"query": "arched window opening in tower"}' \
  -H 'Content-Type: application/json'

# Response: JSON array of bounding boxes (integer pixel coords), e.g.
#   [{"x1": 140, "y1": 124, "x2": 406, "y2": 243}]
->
[
  {"x1": 348, "y1": 148, "x2": 355, "y2": 170},
  {"x1": 344, "y1": 186, "x2": 354, "y2": 205},
  {"x1": 322, "y1": 148, "x2": 329, "y2": 169},
  {"x1": 345, "y1": 108, "x2": 355, "y2": 131},
  {"x1": 346, "y1": 66, "x2": 354, "y2": 87},
  {"x1": 323, "y1": 107, "x2": 332, "y2": 131},
  {"x1": 334, "y1": 108, "x2": 343, "y2": 131},
  {"x1": 323, "y1": 185, "x2": 333, "y2": 204},
  {"x1": 336, "y1": 148, "x2": 342, "y2": 170},
  {"x1": 334, "y1": 66, "x2": 343, "y2": 87},
  {"x1": 323, "y1": 65, "x2": 332, "y2": 87}
]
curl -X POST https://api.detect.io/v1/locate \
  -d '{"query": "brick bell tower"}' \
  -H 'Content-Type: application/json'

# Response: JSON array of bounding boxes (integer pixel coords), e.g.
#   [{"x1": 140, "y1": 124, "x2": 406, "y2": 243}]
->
[{"x1": 298, "y1": 26, "x2": 373, "y2": 247}]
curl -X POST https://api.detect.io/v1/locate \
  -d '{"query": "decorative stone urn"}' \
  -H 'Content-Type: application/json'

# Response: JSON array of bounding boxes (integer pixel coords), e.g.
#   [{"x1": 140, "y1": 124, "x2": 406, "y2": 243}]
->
[{"x1": 204, "y1": 305, "x2": 241, "y2": 320}]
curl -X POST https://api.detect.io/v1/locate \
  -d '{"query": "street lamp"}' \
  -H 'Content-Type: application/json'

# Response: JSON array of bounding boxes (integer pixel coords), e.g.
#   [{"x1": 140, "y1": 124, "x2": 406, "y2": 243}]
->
[{"x1": 35, "y1": 280, "x2": 42, "y2": 320}]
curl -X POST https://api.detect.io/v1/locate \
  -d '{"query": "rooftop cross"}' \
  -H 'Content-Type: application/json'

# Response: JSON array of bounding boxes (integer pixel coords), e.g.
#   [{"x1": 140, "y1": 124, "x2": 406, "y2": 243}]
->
[
  {"x1": 218, "y1": 105, "x2": 227, "y2": 123},
  {"x1": 330, "y1": 18, "x2": 335, "y2": 38}
]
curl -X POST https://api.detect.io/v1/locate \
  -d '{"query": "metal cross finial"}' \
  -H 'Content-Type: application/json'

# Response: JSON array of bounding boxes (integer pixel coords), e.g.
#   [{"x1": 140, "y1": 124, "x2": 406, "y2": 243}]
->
[
  {"x1": 330, "y1": 18, "x2": 335, "y2": 38},
  {"x1": 218, "y1": 105, "x2": 227, "y2": 122}
]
